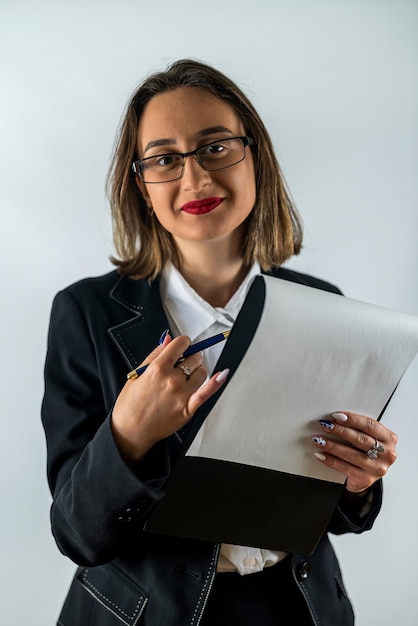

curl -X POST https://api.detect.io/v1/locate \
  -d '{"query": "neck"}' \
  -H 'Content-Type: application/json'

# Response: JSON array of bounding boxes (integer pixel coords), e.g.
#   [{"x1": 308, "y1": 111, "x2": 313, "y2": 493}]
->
[{"x1": 174, "y1": 235, "x2": 249, "y2": 307}]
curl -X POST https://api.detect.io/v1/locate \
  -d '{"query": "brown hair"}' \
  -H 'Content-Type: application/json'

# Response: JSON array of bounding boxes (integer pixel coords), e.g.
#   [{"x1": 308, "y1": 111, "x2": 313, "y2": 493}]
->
[{"x1": 106, "y1": 58, "x2": 303, "y2": 279}]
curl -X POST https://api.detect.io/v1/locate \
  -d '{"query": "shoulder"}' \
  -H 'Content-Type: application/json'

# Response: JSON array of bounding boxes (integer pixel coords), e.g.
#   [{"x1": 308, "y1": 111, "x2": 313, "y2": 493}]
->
[
  {"x1": 52, "y1": 271, "x2": 163, "y2": 321},
  {"x1": 263, "y1": 266, "x2": 343, "y2": 295},
  {"x1": 60, "y1": 270, "x2": 123, "y2": 300},
  {"x1": 47, "y1": 271, "x2": 125, "y2": 329},
  {"x1": 56, "y1": 270, "x2": 157, "y2": 305}
]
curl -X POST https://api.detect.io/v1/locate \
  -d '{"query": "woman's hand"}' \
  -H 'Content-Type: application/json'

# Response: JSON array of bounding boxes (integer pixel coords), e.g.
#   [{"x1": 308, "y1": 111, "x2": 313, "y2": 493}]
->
[
  {"x1": 111, "y1": 333, "x2": 229, "y2": 465},
  {"x1": 312, "y1": 411, "x2": 398, "y2": 494}
]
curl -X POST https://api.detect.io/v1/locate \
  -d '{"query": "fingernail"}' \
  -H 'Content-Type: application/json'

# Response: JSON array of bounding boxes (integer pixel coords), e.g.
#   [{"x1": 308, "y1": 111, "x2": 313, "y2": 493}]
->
[
  {"x1": 319, "y1": 419, "x2": 335, "y2": 430},
  {"x1": 215, "y1": 368, "x2": 230, "y2": 383},
  {"x1": 158, "y1": 329, "x2": 170, "y2": 344},
  {"x1": 312, "y1": 436, "x2": 327, "y2": 447},
  {"x1": 333, "y1": 412, "x2": 348, "y2": 422},
  {"x1": 314, "y1": 452, "x2": 327, "y2": 461}
]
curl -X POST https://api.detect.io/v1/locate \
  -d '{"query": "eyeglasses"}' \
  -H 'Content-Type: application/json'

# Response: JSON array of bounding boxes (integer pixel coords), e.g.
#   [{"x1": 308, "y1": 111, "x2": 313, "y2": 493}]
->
[{"x1": 132, "y1": 136, "x2": 255, "y2": 184}]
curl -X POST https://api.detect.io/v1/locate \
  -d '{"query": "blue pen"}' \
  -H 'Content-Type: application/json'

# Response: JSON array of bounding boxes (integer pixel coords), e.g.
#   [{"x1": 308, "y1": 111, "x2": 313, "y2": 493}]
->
[{"x1": 126, "y1": 330, "x2": 231, "y2": 380}]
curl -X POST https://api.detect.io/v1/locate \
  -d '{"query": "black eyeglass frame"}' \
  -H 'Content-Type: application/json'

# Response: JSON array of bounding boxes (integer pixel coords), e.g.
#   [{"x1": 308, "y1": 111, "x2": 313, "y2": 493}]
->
[{"x1": 131, "y1": 136, "x2": 255, "y2": 183}]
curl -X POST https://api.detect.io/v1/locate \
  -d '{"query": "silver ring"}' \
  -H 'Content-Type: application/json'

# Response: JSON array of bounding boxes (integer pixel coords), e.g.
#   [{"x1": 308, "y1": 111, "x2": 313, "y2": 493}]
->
[
  {"x1": 177, "y1": 364, "x2": 192, "y2": 380},
  {"x1": 367, "y1": 439, "x2": 384, "y2": 460}
]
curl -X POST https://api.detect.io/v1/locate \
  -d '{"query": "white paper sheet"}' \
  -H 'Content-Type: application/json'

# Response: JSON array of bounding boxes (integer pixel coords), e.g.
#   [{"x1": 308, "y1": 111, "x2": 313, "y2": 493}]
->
[{"x1": 187, "y1": 276, "x2": 418, "y2": 484}]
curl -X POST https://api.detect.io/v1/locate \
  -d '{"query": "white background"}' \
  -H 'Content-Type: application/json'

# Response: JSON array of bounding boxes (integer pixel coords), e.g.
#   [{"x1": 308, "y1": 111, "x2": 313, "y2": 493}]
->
[{"x1": 1, "y1": 1, "x2": 417, "y2": 624}]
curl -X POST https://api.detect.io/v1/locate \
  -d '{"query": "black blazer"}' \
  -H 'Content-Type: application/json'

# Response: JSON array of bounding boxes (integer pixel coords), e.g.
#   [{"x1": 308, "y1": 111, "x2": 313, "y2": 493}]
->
[{"x1": 41, "y1": 267, "x2": 382, "y2": 626}]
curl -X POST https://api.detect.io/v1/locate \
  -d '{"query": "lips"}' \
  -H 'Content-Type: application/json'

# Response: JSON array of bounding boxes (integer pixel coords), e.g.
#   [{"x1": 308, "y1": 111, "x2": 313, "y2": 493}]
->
[{"x1": 181, "y1": 197, "x2": 224, "y2": 215}]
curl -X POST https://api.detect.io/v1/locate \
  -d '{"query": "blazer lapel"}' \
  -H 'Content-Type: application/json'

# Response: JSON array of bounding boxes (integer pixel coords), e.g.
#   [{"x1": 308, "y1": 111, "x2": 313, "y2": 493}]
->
[{"x1": 107, "y1": 275, "x2": 170, "y2": 369}]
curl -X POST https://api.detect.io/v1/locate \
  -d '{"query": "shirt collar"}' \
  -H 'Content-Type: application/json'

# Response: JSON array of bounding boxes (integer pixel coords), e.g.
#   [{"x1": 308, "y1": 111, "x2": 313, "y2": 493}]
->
[{"x1": 160, "y1": 262, "x2": 260, "y2": 341}]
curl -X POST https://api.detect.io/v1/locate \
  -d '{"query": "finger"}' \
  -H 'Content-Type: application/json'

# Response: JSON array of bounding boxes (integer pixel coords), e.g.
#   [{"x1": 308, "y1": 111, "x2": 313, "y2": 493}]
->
[
  {"x1": 187, "y1": 368, "x2": 230, "y2": 416},
  {"x1": 312, "y1": 430, "x2": 397, "y2": 495},
  {"x1": 175, "y1": 351, "x2": 204, "y2": 374},
  {"x1": 141, "y1": 335, "x2": 191, "y2": 373},
  {"x1": 313, "y1": 435, "x2": 389, "y2": 471},
  {"x1": 318, "y1": 412, "x2": 398, "y2": 455},
  {"x1": 312, "y1": 444, "x2": 386, "y2": 493},
  {"x1": 309, "y1": 413, "x2": 398, "y2": 494},
  {"x1": 136, "y1": 332, "x2": 172, "y2": 368},
  {"x1": 159, "y1": 335, "x2": 192, "y2": 368},
  {"x1": 332, "y1": 411, "x2": 396, "y2": 447}
]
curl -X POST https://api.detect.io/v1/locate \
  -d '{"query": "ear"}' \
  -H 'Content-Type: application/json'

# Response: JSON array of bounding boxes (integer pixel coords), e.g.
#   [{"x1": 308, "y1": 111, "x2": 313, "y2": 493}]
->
[{"x1": 135, "y1": 176, "x2": 152, "y2": 208}]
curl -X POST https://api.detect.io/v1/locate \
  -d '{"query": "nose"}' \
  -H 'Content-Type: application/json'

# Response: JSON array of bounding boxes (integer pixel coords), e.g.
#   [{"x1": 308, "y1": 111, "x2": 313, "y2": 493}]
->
[{"x1": 181, "y1": 155, "x2": 212, "y2": 191}]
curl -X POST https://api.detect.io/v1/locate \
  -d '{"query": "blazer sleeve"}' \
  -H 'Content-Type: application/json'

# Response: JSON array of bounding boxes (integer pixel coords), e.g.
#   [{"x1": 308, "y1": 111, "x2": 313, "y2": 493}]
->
[
  {"x1": 41, "y1": 289, "x2": 168, "y2": 566},
  {"x1": 329, "y1": 480, "x2": 383, "y2": 535}
]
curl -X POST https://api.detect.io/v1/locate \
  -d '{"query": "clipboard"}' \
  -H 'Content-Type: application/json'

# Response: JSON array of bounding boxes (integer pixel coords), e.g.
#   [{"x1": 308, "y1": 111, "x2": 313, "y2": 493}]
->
[{"x1": 144, "y1": 275, "x2": 418, "y2": 554}]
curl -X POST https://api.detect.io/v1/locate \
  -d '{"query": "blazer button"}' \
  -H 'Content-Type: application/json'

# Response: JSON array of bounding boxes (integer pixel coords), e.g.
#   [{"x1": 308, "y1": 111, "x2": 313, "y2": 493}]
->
[
  {"x1": 116, "y1": 499, "x2": 152, "y2": 523},
  {"x1": 296, "y1": 560, "x2": 311, "y2": 580},
  {"x1": 117, "y1": 507, "x2": 137, "y2": 523}
]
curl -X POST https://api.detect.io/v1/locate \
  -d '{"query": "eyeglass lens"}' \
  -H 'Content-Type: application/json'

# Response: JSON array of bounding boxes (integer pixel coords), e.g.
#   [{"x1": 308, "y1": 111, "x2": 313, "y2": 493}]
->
[{"x1": 137, "y1": 137, "x2": 248, "y2": 183}]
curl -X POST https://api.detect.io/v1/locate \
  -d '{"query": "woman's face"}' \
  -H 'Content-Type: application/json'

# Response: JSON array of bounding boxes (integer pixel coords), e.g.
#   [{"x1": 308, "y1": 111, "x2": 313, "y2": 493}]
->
[{"x1": 135, "y1": 87, "x2": 256, "y2": 253}]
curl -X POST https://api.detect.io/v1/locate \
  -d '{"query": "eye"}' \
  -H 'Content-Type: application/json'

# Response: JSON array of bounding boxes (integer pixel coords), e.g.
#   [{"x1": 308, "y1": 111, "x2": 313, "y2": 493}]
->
[
  {"x1": 199, "y1": 141, "x2": 230, "y2": 158},
  {"x1": 156, "y1": 154, "x2": 178, "y2": 167},
  {"x1": 141, "y1": 154, "x2": 180, "y2": 172},
  {"x1": 206, "y1": 143, "x2": 225, "y2": 154}
]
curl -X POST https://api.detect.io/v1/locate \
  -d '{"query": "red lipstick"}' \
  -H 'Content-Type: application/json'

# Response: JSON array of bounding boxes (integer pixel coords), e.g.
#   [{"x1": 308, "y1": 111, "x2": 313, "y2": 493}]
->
[{"x1": 181, "y1": 197, "x2": 224, "y2": 215}]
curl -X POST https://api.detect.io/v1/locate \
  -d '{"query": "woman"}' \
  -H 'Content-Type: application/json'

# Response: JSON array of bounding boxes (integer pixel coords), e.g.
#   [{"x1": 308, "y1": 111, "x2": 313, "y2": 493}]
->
[{"x1": 41, "y1": 59, "x2": 398, "y2": 625}]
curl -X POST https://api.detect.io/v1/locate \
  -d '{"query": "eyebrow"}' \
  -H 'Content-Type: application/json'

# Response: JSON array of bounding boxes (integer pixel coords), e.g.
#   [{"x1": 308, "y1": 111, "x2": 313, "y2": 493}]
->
[
  {"x1": 197, "y1": 125, "x2": 234, "y2": 138},
  {"x1": 143, "y1": 126, "x2": 234, "y2": 154},
  {"x1": 143, "y1": 138, "x2": 176, "y2": 153}
]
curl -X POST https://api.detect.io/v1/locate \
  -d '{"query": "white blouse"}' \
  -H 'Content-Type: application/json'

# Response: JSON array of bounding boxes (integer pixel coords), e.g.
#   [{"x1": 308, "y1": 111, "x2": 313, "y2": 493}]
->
[{"x1": 159, "y1": 262, "x2": 288, "y2": 575}]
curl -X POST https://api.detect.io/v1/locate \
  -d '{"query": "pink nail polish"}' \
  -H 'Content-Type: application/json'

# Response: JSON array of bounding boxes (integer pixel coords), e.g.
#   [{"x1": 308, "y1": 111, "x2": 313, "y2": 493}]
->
[
  {"x1": 215, "y1": 368, "x2": 230, "y2": 383},
  {"x1": 333, "y1": 412, "x2": 348, "y2": 422}
]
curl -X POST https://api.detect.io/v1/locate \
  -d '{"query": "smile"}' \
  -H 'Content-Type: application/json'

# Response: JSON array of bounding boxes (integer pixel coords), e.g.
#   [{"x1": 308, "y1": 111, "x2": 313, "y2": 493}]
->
[{"x1": 180, "y1": 197, "x2": 224, "y2": 215}]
